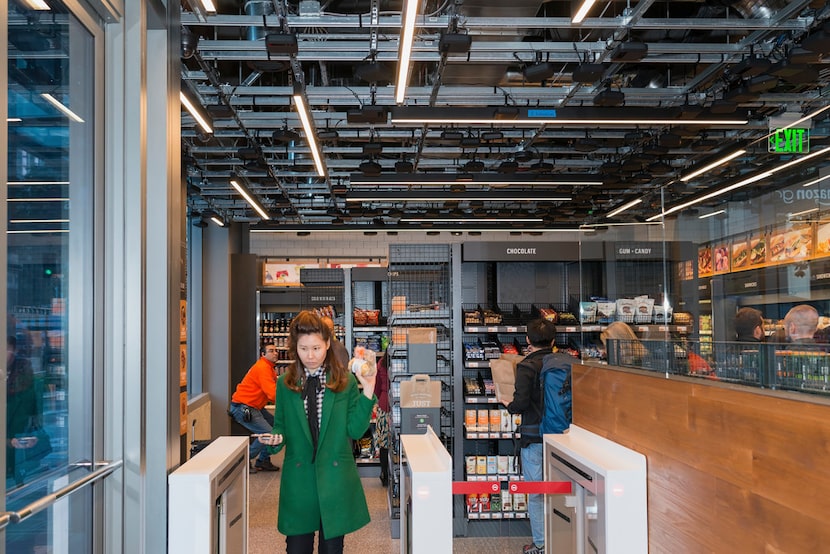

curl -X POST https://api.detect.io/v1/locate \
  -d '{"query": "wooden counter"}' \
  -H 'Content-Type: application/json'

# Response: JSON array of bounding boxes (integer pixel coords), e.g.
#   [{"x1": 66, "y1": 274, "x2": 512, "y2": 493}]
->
[{"x1": 572, "y1": 362, "x2": 830, "y2": 553}]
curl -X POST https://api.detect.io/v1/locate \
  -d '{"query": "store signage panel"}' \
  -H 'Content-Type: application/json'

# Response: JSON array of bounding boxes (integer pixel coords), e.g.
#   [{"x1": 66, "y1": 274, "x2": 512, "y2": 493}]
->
[
  {"x1": 723, "y1": 270, "x2": 768, "y2": 295},
  {"x1": 462, "y1": 242, "x2": 579, "y2": 261},
  {"x1": 263, "y1": 262, "x2": 320, "y2": 286},
  {"x1": 810, "y1": 259, "x2": 830, "y2": 287},
  {"x1": 305, "y1": 291, "x2": 344, "y2": 306},
  {"x1": 607, "y1": 242, "x2": 664, "y2": 261}
]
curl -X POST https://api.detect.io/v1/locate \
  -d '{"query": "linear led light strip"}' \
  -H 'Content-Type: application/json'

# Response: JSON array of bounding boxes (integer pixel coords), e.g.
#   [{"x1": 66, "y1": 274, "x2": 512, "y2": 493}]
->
[
  {"x1": 349, "y1": 179, "x2": 603, "y2": 186},
  {"x1": 789, "y1": 207, "x2": 819, "y2": 219},
  {"x1": 251, "y1": 227, "x2": 585, "y2": 233},
  {"x1": 8, "y1": 181, "x2": 70, "y2": 185},
  {"x1": 230, "y1": 179, "x2": 271, "y2": 220},
  {"x1": 7, "y1": 229, "x2": 68, "y2": 234},
  {"x1": 6, "y1": 197, "x2": 69, "y2": 202},
  {"x1": 572, "y1": 0, "x2": 595, "y2": 23},
  {"x1": 179, "y1": 91, "x2": 213, "y2": 134},
  {"x1": 20, "y1": 0, "x2": 50, "y2": 10},
  {"x1": 580, "y1": 222, "x2": 662, "y2": 229},
  {"x1": 802, "y1": 174, "x2": 830, "y2": 188},
  {"x1": 41, "y1": 94, "x2": 84, "y2": 123},
  {"x1": 346, "y1": 195, "x2": 573, "y2": 202},
  {"x1": 195, "y1": 0, "x2": 216, "y2": 13},
  {"x1": 680, "y1": 149, "x2": 746, "y2": 182},
  {"x1": 606, "y1": 198, "x2": 642, "y2": 218},
  {"x1": 395, "y1": 0, "x2": 420, "y2": 104},
  {"x1": 400, "y1": 217, "x2": 545, "y2": 223},
  {"x1": 649, "y1": 145, "x2": 830, "y2": 221},
  {"x1": 10, "y1": 219, "x2": 69, "y2": 224},
  {"x1": 390, "y1": 117, "x2": 748, "y2": 126},
  {"x1": 292, "y1": 92, "x2": 326, "y2": 177},
  {"x1": 698, "y1": 209, "x2": 725, "y2": 219}
]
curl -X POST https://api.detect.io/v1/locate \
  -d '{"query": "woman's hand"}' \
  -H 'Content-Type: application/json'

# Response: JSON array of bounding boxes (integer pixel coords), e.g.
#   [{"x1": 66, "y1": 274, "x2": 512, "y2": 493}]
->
[
  {"x1": 256, "y1": 433, "x2": 283, "y2": 446},
  {"x1": 351, "y1": 349, "x2": 378, "y2": 399}
]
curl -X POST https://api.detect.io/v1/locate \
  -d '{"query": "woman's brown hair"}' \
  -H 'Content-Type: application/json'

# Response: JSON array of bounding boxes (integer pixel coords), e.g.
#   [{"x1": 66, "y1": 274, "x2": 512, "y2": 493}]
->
[{"x1": 283, "y1": 310, "x2": 350, "y2": 393}]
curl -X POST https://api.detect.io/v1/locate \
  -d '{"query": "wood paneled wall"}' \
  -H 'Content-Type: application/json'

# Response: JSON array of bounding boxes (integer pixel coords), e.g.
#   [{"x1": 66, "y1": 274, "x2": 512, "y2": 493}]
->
[{"x1": 572, "y1": 363, "x2": 830, "y2": 554}]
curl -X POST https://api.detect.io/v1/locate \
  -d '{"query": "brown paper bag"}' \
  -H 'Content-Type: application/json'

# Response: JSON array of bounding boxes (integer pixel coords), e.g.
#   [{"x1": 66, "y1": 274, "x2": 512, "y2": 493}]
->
[
  {"x1": 490, "y1": 354, "x2": 525, "y2": 403},
  {"x1": 400, "y1": 374, "x2": 442, "y2": 407}
]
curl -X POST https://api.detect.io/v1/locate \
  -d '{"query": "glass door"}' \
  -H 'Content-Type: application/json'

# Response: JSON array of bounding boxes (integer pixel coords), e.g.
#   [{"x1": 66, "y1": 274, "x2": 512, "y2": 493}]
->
[{"x1": 4, "y1": 1, "x2": 101, "y2": 551}]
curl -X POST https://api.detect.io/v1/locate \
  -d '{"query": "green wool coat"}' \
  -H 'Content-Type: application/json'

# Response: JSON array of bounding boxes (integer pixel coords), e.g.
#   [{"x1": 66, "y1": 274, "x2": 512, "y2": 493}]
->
[{"x1": 270, "y1": 372, "x2": 376, "y2": 538}]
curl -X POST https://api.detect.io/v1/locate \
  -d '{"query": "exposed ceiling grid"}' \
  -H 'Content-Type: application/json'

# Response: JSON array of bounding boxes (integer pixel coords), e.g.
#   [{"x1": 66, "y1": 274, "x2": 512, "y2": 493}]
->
[{"x1": 179, "y1": 0, "x2": 830, "y2": 231}]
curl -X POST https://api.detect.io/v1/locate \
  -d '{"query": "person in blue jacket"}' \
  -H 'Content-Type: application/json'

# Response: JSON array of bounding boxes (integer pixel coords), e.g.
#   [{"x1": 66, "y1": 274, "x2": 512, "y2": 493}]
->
[{"x1": 259, "y1": 310, "x2": 377, "y2": 554}]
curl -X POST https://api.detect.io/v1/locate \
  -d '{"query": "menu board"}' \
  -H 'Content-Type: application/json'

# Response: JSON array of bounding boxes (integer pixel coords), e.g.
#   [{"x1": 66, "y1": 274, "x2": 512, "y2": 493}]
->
[
  {"x1": 262, "y1": 262, "x2": 320, "y2": 286},
  {"x1": 713, "y1": 243, "x2": 730, "y2": 273},
  {"x1": 698, "y1": 245, "x2": 713, "y2": 276},
  {"x1": 769, "y1": 224, "x2": 812, "y2": 263},
  {"x1": 748, "y1": 232, "x2": 766, "y2": 267},
  {"x1": 731, "y1": 239, "x2": 749, "y2": 270},
  {"x1": 816, "y1": 222, "x2": 830, "y2": 256}
]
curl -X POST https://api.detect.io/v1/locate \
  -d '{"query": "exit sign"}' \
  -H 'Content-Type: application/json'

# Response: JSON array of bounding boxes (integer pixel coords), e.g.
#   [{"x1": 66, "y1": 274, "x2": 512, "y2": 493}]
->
[{"x1": 769, "y1": 128, "x2": 810, "y2": 153}]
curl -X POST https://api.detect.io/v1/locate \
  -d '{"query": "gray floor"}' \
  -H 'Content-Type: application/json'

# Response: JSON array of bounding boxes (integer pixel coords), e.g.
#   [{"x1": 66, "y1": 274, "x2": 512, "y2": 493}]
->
[{"x1": 248, "y1": 451, "x2": 531, "y2": 553}]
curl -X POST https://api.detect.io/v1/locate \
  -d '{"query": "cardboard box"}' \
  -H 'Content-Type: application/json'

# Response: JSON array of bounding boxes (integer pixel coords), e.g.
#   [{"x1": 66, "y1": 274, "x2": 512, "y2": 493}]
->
[
  {"x1": 392, "y1": 295, "x2": 407, "y2": 313},
  {"x1": 408, "y1": 327, "x2": 437, "y2": 373}
]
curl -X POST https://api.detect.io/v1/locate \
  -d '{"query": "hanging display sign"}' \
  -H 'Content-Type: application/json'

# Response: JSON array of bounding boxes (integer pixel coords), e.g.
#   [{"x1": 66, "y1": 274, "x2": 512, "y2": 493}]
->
[
  {"x1": 608, "y1": 242, "x2": 664, "y2": 260},
  {"x1": 809, "y1": 259, "x2": 830, "y2": 287},
  {"x1": 462, "y1": 242, "x2": 579, "y2": 261},
  {"x1": 768, "y1": 127, "x2": 810, "y2": 154},
  {"x1": 723, "y1": 269, "x2": 770, "y2": 295}
]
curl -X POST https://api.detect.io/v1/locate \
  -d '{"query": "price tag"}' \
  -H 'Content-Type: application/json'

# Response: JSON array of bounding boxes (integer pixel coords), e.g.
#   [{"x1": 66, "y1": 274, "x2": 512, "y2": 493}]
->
[
  {"x1": 487, "y1": 327, "x2": 498, "y2": 332},
  {"x1": 677, "y1": 326, "x2": 687, "y2": 333},
  {"x1": 506, "y1": 326, "x2": 518, "y2": 333},
  {"x1": 565, "y1": 326, "x2": 577, "y2": 332}
]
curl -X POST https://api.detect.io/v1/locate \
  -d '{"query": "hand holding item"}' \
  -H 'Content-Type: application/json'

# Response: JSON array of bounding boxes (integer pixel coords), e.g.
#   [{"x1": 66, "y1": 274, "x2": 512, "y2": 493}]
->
[
  {"x1": 349, "y1": 347, "x2": 377, "y2": 378},
  {"x1": 256, "y1": 433, "x2": 283, "y2": 446},
  {"x1": 11, "y1": 436, "x2": 38, "y2": 449},
  {"x1": 350, "y1": 347, "x2": 378, "y2": 398}
]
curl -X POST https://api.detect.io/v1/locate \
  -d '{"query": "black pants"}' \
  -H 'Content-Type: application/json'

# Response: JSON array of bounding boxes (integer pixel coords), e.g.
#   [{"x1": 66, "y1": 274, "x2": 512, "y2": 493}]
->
[{"x1": 285, "y1": 528, "x2": 344, "y2": 554}]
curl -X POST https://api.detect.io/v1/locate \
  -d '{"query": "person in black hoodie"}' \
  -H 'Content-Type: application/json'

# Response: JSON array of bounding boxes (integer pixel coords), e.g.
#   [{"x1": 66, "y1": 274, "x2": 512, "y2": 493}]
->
[{"x1": 503, "y1": 318, "x2": 556, "y2": 554}]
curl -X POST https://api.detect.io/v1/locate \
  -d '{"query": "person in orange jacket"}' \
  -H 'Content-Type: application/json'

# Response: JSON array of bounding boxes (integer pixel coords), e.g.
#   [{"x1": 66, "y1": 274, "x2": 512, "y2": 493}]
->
[{"x1": 228, "y1": 344, "x2": 280, "y2": 471}]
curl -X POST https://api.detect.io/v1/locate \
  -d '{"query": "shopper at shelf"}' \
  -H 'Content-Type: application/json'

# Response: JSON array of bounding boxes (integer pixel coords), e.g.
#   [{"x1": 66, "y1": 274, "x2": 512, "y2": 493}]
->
[
  {"x1": 502, "y1": 318, "x2": 556, "y2": 554},
  {"x1": 783, "y1": 304, "x2": 819, "y2": 344},
  {"x1": 735, "y1": 307, "x2": 765, "y2": 342},
  {"x1": 321, "y1": 315, "x2": 350, "y2": 368},
  {"x1": 600, "y1": 321, "x2": 650, "y2": 366},
  {"x1": 228, "y1": 343, "x2": 281, "y2": 472},
  {"x1": 258, "y1": 310, "x2": 377, "y2": 554},
  {"x1": 373, "y1": 350, "x2": 391, "y2": 486}
]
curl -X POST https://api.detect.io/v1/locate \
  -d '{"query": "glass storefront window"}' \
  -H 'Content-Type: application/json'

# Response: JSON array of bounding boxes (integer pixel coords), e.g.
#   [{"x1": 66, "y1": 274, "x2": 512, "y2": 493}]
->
[{"x1": 5, "y1": 1, "x2": 96, "y2": 551}]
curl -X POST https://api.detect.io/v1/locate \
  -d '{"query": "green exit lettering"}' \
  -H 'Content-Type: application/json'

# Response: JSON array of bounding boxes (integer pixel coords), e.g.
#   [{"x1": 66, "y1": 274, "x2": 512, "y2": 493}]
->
[{"x1": 769, "y1": 128, "x2": 810, "y2": 153}]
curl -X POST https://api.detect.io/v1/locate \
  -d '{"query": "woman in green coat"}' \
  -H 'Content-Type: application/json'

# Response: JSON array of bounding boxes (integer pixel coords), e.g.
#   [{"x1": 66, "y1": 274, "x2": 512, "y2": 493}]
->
[{"x1": 260, "y1": 311, "x2": 377, "y2": 553}]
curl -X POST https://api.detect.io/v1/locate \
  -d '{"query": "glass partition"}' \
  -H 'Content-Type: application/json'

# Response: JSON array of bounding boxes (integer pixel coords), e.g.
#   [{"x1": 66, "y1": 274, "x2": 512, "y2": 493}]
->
[
  {"x1": 581, "y1": 147, "x2": 830, "y2": 397},
  {"x1": 6, "y1": 1, "x2": 96, "y2": 551}
]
